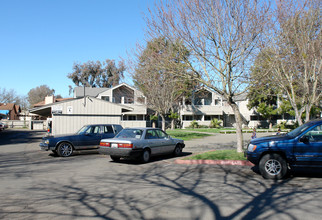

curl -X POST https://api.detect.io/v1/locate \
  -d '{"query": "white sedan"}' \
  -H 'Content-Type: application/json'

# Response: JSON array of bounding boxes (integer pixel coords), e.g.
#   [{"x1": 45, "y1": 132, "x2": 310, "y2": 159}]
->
[{"x1": 99, "y1": 128, "x2": 185, "y2": 163}]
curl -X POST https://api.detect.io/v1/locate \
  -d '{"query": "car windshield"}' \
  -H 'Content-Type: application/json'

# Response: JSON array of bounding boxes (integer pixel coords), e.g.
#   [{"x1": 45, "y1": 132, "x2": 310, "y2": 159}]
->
[
  {"x1": 76, "y1": 125, "x2": 90, "y2": 134},
  {"x1": 287, "y1": 123, "x2": 311, "y2": 138},
  {"x1": 115, "y1": 129, "x2": 143, "y2": 139}
]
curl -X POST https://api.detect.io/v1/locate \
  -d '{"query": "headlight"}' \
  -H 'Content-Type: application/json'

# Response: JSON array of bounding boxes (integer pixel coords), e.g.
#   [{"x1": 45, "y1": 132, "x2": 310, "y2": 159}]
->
[
  {"x1": 44, "y1": 139, "x2": 50, "y2": 145},
  {"x1": 247, "y1": 144, "x2": 257, "y2": 152}
]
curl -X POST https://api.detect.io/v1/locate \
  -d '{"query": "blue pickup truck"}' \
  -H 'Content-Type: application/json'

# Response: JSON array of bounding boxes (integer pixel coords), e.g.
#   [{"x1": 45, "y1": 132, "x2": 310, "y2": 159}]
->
[{"x1": 246, "y1": 119, "x2": 322, "y2": 179}]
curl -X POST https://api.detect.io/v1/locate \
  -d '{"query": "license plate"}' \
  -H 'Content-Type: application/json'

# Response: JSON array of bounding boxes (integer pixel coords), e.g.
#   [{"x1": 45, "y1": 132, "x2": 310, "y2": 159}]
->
[{"x1": 111, "y1": 143, "x2": 118, "y2": 148}]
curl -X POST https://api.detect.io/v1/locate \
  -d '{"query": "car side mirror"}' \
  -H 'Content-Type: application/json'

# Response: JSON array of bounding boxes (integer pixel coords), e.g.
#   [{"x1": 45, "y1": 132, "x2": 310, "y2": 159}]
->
[{"x1": 300, "y1": 136, "x2": 309, "y2": 143}]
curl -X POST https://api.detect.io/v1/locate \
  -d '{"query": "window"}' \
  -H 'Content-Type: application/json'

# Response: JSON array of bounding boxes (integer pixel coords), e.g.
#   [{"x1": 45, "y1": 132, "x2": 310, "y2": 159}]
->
[
  {"x1": 155, "y1": 129, "x2": 168, "y2": 139},
  {"x1": 101, "y1": 96, "x2": 110, "y2": 102},
  {"x1": 145, "y1": 130, "x2": 158, "y2": 139},
  {"x1": 214, "y1": 99, "x2": 221, "y2": 106},
  {"x1": 303, "y1": 125, "x2": 322, "y2": 142},
  {"x1": 104, "y1": 125, "x2": 114, "y2": 134},
  {"x1": 183, "y1": 115, "x2": 193, "y2": 121}
]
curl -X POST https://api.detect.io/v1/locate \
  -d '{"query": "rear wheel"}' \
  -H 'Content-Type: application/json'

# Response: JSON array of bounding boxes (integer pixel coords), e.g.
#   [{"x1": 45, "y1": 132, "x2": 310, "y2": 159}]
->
[
  {"x1": 57, "y1": 142, "x2": 73, "y2": 157},
  {"x1": 141, "y1": 149, "x2": 150, "y2": 163},
  {"x1": 259, "y1": 153, "x2": 287, "y2": 179},
  {"x1": 110, "y1": 155, "x2": 121, "y2": 162}
]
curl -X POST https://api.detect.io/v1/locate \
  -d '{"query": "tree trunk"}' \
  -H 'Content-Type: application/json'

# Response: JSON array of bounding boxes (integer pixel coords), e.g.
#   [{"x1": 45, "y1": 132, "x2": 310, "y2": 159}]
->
[
  {"x1": 171, "y1": 118, "x2": 175, "y2": 130},
  {"x1": 229, "y1": 102, "x2": 244, "y2": 153},
  {"x1": 161, "y1": 114, "x2": 166, "y2": 131},
  {"x1": 152, "y1": 121, "x2": 156, "y2": 128},
  {"x1": 305, "y1": 104, "x2": 311, "y2": 122}
]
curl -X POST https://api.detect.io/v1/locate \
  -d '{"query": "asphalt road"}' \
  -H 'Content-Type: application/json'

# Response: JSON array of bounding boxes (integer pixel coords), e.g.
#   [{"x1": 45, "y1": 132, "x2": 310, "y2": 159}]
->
[{"x1": 1, "y1": 129, "x2": 322, "y2": 220}]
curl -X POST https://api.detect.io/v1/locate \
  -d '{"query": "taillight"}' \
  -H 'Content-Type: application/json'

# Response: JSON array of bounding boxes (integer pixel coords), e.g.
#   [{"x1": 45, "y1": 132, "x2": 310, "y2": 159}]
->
[
  {"x1": 118, "y1": 143, "x2": 133, "y2": 148},
  {"x1": 100, "y1": 142, "x2": 110, "y2": 147}
]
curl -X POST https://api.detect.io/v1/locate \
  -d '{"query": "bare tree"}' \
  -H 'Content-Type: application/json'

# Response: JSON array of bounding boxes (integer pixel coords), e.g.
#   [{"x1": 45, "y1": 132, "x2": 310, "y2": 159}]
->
[
  {"x1": 68, "y1": 59, "x2": 125, "y2": 88},
  {"x1": 260, "y1": 0, "x2": 321, "y2": 125},
  {"x1": 131, "y1": 37, "x2": 191, "y2": 131},
  {"x1": 145, "y1": 0, "x2": 270, "y2": 152},
  {"x1": 0, "y1": 88, "x2": 19, "y2": 103}
]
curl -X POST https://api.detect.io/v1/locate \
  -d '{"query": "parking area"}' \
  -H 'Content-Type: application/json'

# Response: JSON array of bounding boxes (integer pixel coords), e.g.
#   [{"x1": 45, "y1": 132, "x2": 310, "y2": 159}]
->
[{"x1": 1, "y1": 129, "x2": 322, "y2": 219}]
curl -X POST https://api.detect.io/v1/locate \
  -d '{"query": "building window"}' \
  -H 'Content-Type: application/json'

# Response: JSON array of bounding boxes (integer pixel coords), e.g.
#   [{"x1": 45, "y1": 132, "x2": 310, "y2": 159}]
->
[
  {"x1": 183, "y1": 115, "x2": 193, "y2": 121},
  {"x1": 214, "y1": 99, "x2": 221, "y2": 106},
  {"x1": 122, "y1": 115, "x2": 146, "y2": 121},
  {"x1": 101, "y1": 96, "x2": 110, "y2": 102}
]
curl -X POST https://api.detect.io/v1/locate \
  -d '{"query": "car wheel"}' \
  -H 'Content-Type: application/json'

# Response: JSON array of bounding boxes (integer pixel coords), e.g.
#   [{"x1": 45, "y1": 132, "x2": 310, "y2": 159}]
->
[
  {"x1": 173, "y1": 145, "x2": 182, "y2": 157},
  {"x1": 57, "y1": 142, "x2": 73, "y2": 157},
  {"x1": 110, "y1": 155, "x2": 120, "y2": 162},
  {"x1": 259, "y1": 154, "x2": 287, "y2": 180},
  {"x1": 141, "y1": 149, "x2": 150, "y2": 163}
]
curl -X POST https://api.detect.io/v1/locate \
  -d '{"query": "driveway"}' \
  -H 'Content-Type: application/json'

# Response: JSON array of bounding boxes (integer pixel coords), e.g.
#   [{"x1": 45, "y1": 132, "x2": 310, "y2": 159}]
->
[{"x1": 1, "y1": 129, "x2": 322, "y2": 219}]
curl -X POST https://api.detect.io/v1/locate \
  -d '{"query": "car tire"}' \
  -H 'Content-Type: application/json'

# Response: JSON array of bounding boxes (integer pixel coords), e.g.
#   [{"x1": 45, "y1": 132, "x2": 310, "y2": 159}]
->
[
  {"x1": 173, "y1": 145, "x2": 182, "y2": 157},
  {"x1": 141, "y1": 149, "x2": 150, "y2": 163},
  {"x1": 259, "y1": 153, "x2": 287, "y2": 180},
  {"x1": 57, "y1": 142, "x2": 74, "y2": 157},
  {"x1": 110, "y1": 155, "x2": 120, "y2": 162}
]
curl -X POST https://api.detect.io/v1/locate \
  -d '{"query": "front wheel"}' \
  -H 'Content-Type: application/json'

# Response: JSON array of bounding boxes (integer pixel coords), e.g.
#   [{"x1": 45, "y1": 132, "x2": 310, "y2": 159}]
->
[
  {"x1": 259, "y1": 154, "x2": 287, "y2": 180},
  {"x1": 57, "y1": 142, "x2": 74, "y2": 157},
  {"x1": 173, "y1": 145, "x2": 182, "y2": 157}
]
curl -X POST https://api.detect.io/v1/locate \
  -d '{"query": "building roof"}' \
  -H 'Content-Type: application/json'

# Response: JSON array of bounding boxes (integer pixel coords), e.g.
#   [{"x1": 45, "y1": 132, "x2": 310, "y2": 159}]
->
[
  {"x1": 33, "y1": 97, "x2": 73, "y2": 107},
  {"x1": 0, "y1": 103, "x2": 17, "y2": 111},
  {"x1": 74, "y1": 87, "x2": 109, "y2": 98}
]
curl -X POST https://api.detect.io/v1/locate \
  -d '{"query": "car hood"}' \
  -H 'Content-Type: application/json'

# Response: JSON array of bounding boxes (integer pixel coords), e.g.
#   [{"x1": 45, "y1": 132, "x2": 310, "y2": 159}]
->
[{"x1": 250, "y1": 134, "x2": 291, "y2": 144}]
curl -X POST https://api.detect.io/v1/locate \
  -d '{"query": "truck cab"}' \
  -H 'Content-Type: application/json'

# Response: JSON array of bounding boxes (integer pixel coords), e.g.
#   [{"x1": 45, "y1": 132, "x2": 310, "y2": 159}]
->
[{"x1": 246, "y1": 119, "x2": 322, "y2": 179}]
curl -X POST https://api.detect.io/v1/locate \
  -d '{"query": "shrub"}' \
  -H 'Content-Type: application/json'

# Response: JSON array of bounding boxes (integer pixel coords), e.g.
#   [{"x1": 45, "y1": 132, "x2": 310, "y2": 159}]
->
[
  {"x1": 210, "y1": 118, "x2": 222, "y2": 128},
  {"x1": 190, "y1": 120, "x2": 199, "y2": 128}
]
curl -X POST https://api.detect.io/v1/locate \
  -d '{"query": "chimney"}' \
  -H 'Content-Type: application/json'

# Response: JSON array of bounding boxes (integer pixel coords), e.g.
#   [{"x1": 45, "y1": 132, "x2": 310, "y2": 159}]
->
[{"x1": 45, "y1": 96, "x2": 54, "y2": 104}]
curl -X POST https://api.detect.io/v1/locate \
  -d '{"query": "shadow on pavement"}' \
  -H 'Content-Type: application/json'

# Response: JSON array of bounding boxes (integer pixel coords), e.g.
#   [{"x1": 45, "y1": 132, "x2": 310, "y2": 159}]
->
[{"x1": 0, "y1": 129, "x2": 45, "y2": 146}]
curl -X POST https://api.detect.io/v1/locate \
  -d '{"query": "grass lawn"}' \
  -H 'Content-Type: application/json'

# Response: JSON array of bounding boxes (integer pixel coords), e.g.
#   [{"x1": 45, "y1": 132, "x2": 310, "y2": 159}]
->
[
  {"x1": 184, "y1": 149, "x2": 246, "y2": 161},
  {"x1": 182, "y1": 128, "x2": 235, "y2": 133},
  {"x1": 166, "y1": 130, "x2": 211, "y2": 141}
]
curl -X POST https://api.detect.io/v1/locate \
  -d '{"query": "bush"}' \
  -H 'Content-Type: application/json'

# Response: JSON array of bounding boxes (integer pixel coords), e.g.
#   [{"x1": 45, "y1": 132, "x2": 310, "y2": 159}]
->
[
  {"x1": 190, "y1": 120, "x2": 199, "y2": 128},
  {"x1": 210, "y1": 118, "x2": 222, "y2": 128}
]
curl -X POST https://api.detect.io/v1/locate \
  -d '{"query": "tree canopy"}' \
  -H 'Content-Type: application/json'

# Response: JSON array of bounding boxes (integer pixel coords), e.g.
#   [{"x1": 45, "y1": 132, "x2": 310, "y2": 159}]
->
[
  {"x1": 131, "y1": 37, "x2": 191, "y2": 130},
  {"x1": 68, "y1": 59, "x2": 125, "y2": 88},
  {"x1": 28, "y1": 85, "x2": 55, "y2": 108}
]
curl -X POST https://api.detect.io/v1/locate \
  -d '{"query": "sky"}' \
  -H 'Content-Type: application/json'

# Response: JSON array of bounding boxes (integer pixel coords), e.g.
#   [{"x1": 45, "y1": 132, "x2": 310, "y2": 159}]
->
[{"x1": 0, "y1": 0, "x2": 151, "y2": 98}]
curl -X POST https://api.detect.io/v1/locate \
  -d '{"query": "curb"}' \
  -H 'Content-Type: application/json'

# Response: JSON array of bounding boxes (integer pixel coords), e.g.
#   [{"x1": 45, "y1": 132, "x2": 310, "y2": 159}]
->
[{"x1": 174, "y1": 159, "x2": 254, "y2": 166}]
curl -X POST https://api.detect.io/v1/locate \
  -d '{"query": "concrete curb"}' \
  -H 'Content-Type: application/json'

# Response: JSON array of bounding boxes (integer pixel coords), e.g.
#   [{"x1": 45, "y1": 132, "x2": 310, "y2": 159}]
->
[{"x1": 174, "y1": 159, "x2": 254, "y2": 166}]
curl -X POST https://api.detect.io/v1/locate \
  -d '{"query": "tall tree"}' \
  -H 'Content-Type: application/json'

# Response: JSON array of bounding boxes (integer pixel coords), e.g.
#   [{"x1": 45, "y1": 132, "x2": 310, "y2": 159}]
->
[
  {"x1": 131, "y1": 37, "x2": 191, "y2": 131},
  {"x1": 260, "y1": 0, "x2": 321, "y2": 125},
  {"x1": 28, "y1": 85, "x2": 55, "y2": 108},
  {"x1": 146, "y1": 0, "x2": 270, "y2": 152},
  {"x1": 68, "y1": 59, "x2": 125, "y2": 88}
]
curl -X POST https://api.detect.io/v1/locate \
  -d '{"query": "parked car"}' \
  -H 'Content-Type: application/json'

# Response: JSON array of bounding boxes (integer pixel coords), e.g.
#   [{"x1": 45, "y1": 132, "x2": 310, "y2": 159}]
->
[
  {"x1": 40, "y1": 124, "x2": 123, "y2": 157},
  {"x1": 246, "y1": 119, "x2": 322, "y2": 179},
  {"x1": 99, "y1": 127, "x2": 185, "y2": 163},
  {"x1": 0, "y1": 123, "x2": 4, "y2": 131}
]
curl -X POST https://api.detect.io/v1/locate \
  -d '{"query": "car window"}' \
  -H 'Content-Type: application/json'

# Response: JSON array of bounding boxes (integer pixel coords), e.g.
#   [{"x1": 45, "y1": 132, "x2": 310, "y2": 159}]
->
[
  {"x1": 303, "y1": 125, "x2": 322, "y2": 142},
  {"x1": 104, "y1": 125, "x2": 114, "y2": 134},
  {"x1": 145, "y1": 130, "x2": 158, "y2": 139},
  {"x1": 155, "y1": 129, "x2": 168, "y2": 139},
  {"x1": 93, "y1": 126, "x2": 100, "y2": 134},
  {"x1": 115, "y1": 129, "x2": 143, "y2": 139},
  {"x1": 113, "y1": 125, "x2": 123, "y2": 134}
]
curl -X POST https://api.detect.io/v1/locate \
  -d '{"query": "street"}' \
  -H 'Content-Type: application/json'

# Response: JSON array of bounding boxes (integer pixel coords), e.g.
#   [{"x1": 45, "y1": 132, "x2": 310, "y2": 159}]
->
[{"x1": 1, "y1": 129, "x2": 322, "y2": 220}]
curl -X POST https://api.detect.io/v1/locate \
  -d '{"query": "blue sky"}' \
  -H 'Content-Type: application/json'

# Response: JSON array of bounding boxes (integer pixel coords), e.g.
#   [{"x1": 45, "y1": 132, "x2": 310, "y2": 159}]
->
[{"x1": 0, "y1": 0, "x2": 151, "y2": 98}]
